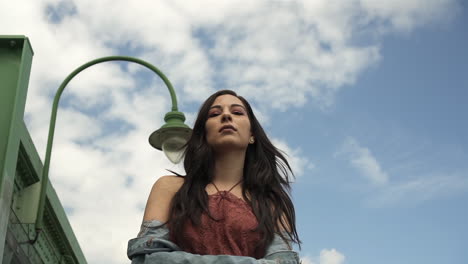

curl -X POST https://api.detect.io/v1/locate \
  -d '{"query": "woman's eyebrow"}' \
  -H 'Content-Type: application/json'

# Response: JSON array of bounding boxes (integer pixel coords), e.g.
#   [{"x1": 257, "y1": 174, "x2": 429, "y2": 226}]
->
[
  {"x1": 209, "y1": 104, "x2": 246, "y2": 110},
  {"x1": 209, "y1": 105, "x2": 222, "y2": 110},
  {"x1": 231, "y1": 104, "x2": 246, "y2": 110}
]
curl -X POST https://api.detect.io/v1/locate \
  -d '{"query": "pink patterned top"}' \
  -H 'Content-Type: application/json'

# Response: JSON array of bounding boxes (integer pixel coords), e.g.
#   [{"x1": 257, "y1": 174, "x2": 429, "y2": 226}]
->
[{"x1": 170, "y1": 181, "x2": 265, "y2": 259}]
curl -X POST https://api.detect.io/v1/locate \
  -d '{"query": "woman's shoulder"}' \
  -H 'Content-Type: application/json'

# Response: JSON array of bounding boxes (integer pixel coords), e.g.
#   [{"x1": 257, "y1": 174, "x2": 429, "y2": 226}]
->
[
  {"x1": 154, "y1": 175, "x2": 184, "y2": 187},
  {"x1": 143, "y1": 175, "x2": 185, "y2": 222},
  {"x1": 152, "y1": 175, "x2": 185, "y2": 194}
]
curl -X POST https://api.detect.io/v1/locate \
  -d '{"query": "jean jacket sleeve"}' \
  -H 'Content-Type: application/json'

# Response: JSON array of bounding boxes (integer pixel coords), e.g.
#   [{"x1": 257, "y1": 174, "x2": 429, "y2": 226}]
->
[{"x1": 127, "y1": 220, "x2": 300, "y2": 264}]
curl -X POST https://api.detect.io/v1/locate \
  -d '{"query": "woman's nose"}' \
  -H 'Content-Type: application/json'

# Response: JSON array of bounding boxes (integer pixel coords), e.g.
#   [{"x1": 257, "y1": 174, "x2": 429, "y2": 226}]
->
[{"x1": 221, "y1": 111, "x2": 232, "y2": 122}]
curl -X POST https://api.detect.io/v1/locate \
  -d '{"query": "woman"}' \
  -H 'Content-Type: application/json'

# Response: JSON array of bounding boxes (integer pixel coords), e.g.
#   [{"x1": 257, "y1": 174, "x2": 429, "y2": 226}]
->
[{"x1": 128, "y1": 90, "x2": 301, "y2": 263}]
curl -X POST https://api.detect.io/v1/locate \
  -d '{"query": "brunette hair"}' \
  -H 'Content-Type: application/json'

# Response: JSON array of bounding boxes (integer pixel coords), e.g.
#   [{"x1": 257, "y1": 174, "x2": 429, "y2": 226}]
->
[{"x1": 168, "y1": 89, "x2": 301, "y2": 251}]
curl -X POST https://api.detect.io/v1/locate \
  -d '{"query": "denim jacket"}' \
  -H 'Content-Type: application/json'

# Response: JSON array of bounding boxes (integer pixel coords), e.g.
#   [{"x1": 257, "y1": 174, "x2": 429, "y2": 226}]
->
[{"x1": 127, "y1": 220, "x2": 300, "y2": 264}]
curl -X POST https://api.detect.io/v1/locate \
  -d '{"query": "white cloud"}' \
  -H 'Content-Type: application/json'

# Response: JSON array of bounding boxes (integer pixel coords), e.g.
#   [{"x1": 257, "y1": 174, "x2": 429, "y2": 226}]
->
[
  {"x1": 0, "y1": 0, "x2": 460, "y2": 263},
  {"x1": 302, "y1": 248, "x2": 346, "y2": 264},
  {"x1": 336, "y1": 137, "x2": 388, "y2": 185},
  {"x1": 302, "y1": 256, "x2": 315, "y2": 264},
  {"x1": 272, "y1": 138, "x2": 315, "y2": 178},
  {"x1": 319, "y1": 249, "x2": 346, "y2": 264},
  {"x1": 360, "y1": 0, "x2": 460, "y2": 32},
  {"x1": 335, "y1": 138, "x2": 468, "y2": 207},
  {"x1": 367, "y1": 173, "x2": 468, "y2": 207}
]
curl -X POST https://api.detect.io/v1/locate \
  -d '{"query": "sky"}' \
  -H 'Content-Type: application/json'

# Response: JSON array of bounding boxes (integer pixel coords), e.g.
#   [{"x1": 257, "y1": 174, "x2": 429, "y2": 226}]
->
[{"x1": 1, "y1": 0, "x2": 467, "y2": 263}]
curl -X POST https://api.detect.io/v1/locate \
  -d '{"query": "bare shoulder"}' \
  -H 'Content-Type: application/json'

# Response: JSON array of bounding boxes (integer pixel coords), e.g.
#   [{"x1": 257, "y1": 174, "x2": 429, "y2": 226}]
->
[
  {"x1": 152, "y1": 175, "x2": 184, "y2": 193},
  {"x1": 143, "y1": 175, "x2": 185, "y2": 222}
]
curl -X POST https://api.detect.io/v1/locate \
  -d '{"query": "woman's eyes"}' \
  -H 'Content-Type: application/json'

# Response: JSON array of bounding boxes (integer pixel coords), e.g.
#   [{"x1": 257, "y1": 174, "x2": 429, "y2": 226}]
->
[{"x1": 208, "y1": 111, "x2": 244, "y2": 117}]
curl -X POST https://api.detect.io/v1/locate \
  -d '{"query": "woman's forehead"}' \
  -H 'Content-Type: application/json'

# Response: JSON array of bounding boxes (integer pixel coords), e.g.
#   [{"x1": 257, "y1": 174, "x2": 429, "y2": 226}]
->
[{"x1": 211, "y1": 94, "x2": 244, "y2": 107}]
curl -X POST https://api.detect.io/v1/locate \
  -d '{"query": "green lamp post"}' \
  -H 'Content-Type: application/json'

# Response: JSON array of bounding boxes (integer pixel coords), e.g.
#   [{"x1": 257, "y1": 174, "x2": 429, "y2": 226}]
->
[{"x1": 34, "y1": 56, "x2": 191, "y2": 238}]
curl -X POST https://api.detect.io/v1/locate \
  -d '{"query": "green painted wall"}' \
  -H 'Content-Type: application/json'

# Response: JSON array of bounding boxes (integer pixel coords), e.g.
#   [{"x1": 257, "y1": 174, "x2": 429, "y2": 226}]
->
[
  {"x1": 0, "y1": 36, "x2": 87, "y2": 264},
  {"x1": 0, "y1": 35, "x2": 33, "y2": 262}
]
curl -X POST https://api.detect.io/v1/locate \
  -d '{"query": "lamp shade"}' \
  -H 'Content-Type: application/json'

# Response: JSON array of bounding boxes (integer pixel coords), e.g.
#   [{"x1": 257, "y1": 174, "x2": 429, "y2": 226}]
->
[
  {"x1": 149, "y1": 111, "x2": 192, "y2": 164},
  {"x1": 162, "y1": 134, "x2": 187, "y2": 163}
]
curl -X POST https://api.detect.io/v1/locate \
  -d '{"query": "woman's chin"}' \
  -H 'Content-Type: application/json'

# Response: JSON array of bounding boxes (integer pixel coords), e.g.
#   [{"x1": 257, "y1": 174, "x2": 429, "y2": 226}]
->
[{"x1": 212, "y1": 141, "x2": 247, "y2": 152}]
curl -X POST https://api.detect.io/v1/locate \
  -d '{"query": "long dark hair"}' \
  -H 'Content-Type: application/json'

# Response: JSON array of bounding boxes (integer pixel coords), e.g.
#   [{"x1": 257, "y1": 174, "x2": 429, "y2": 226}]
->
[{"x1": 168, "y1": 89, "x2": 301, "y2": 251}]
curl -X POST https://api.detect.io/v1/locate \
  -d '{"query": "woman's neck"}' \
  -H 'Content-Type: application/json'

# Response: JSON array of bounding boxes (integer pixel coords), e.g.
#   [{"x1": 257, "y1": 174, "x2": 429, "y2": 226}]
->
[{"x1": 212, "y1": 149, "x2": 246, "y2": 187}]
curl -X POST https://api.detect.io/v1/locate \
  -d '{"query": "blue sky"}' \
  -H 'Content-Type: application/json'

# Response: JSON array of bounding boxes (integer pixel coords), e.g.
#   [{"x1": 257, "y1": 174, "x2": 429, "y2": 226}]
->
[
  {"x1": 291, "y1": 8, "x2": 468, "y2": 263},
  {"x1": 1, "y1": 1, "x2": 467, "y2": 263}
]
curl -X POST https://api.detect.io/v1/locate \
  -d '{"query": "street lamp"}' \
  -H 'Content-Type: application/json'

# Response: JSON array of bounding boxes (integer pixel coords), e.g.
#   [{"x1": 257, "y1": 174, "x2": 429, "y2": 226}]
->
[
  {"x1": 34, "y1": 56, "x2": 191, "y2": 239},
  {"x1": 149, "y1": 110, "x2": 191, "y2": 164}
]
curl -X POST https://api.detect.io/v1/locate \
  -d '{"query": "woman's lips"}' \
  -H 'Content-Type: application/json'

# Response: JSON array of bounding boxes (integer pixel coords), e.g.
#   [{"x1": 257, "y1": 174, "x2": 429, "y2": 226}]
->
[{"x1": 219, "y1": 125, "x2": 236, "y2": 132}]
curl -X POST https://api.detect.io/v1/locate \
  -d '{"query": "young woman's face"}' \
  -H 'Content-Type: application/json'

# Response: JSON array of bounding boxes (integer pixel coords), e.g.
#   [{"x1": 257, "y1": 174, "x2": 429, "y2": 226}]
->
[{"x1": 205, "y1": 94, "x2": 252, "y2": 153}]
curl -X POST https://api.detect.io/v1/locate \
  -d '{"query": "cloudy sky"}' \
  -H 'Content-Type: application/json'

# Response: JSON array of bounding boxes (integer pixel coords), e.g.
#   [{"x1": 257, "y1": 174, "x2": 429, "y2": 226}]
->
[{"x1": 2, "y1": 0, "x2": 467, "y2": 263}]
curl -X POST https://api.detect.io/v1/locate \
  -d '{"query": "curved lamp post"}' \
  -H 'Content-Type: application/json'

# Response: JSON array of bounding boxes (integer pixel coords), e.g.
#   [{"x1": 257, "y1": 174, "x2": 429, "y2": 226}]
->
[{"x1": 34, "y1": 56, "x2": 191, "y2": 238}]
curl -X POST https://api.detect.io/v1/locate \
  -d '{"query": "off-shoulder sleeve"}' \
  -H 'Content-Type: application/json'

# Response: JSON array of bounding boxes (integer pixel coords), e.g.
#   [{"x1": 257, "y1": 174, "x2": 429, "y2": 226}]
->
[{"x1": 127, "y1": 220, "x2": 300, "y2": 264}]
